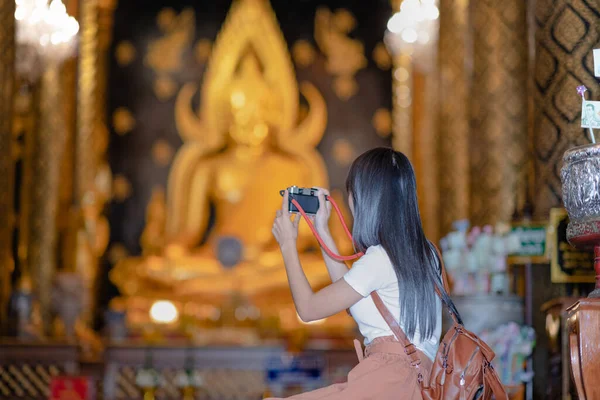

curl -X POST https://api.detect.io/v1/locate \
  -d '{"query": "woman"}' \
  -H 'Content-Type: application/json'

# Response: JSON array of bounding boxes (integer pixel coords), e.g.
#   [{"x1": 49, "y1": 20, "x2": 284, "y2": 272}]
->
[{"x1": 271, "y1": 148, "x2": 454, "y2": 399}]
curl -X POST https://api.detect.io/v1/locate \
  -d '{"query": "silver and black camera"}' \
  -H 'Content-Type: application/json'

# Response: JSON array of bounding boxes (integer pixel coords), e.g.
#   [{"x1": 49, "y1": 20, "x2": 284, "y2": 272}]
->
[{"x1": 279, "y1": 186, "x2": 326, "y2": 215}]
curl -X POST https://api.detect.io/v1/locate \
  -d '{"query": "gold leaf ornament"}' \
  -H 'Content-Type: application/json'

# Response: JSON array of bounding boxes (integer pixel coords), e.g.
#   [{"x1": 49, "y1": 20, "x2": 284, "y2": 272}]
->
[
  {"x1": 373, "y1": 42, "x2": 392, "y2": 70},
  {"x1": 152, "y1": 140, "x2": 175, "y2": 166},
  {"x1": 194, "y1": 39, "x2": 212, "y2": 64},
  {"x1": 292, "y1": 40, "x2": 316, "y2": 68},
  {"x1": 314, "y1": 7, "x2": 366, "y2": 100},
  {"x1": 112, "y1": 107, "x2": 136, "y2": 135},
  {"x1": 112, "y1": 175, "x2": 133, "y2": 202},
  {"x1": 115, "y1": 41, "x2": 136, "y2": 66},
  {"x1": 372, "y1": 108, "x2": 392, "y2": 137},
  {"x1": 332, "y1": 139, "x2": 355, "y2": 167}
]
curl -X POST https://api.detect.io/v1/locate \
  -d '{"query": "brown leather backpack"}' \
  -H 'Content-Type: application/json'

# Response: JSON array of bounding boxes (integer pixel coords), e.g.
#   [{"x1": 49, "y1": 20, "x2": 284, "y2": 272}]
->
[{"x1": 371, "y1": 251, "x2": 508, "y2": 400}]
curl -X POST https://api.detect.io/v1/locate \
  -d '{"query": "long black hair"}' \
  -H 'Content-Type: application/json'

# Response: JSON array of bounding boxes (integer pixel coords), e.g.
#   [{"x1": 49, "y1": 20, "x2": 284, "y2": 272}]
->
[{"x1": 346, "y1": 147, "x2": 461, "y2": 340}]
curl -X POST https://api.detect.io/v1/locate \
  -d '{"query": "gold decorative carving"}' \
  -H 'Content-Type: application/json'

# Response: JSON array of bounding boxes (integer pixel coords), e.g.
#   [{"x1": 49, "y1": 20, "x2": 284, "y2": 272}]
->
[
  {"x1": 112, "y1": 174, "x2": 132, "y2": 202},
  {"x1": 438, "y1": 0, "x2": 470, "y2": 235},
  {"x1": 194, "y1": 39, "x2": 212, "y2": 65},
  {"x1": 151, "y1": 139, "x2": 174, "y2": 166},
  {"x1": 332, "y1": 139, "x2": 355, "y2": 167},
  {"x1": 292, "y1": 40, "x2": 316, "y2": 68},
  {"x1": 112, "y1": 107, "x2": 135, "y2": 135},
  {"x1": 145, "y1": 8, "x2": 194, "y2": 100},
  {"x1": 314, "y1": 7, "x2": 367, "y2": 100},
  {"x1": 107, "y1": 243, "x2": 129, "y2": 265},
  {"x1": 470, "y1": 0, "x2": 527, "y2": 225},
  {"x1": 533, "y1": 0, "x2": 600, "y2": 217},
  {"x1": 0, "y1": 0, "x2": 16, "y2": 333},
  {"x1": 372, "y1": 108, "x2": 392, "y2": 138},
  {"x1": 153, "y1": 76, "x2": 177, "y2": 101},
  {"x1": 115, "y1": 40, "x2": 136, "y2": 66},
  {"x1": 140, "y1": 187, "x2": 166, "y2": 256},
  {"x1": 373, "y1": 42, "x2": 392, "y2": 70}
]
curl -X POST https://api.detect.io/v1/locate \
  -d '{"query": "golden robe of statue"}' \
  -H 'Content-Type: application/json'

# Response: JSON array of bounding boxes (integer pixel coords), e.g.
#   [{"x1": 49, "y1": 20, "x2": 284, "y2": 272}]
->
[{"x1": 111, "y1": 0, "x2": 352, "y2": 303}]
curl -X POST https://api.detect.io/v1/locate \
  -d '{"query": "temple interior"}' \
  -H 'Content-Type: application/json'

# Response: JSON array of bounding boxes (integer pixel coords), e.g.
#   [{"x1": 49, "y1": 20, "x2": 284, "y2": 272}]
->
[{"x1": 1, "y1": 0, "x2": 600, "y2": 399}]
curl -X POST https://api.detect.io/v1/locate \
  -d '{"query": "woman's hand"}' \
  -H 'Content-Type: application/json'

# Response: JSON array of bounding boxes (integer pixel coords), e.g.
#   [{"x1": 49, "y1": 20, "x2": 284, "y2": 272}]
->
[
  {"x1": 272, "y1": 190, "x2": 301, "y2": 249},
  {"x1": 313, "y1": 187, "x2": 332, "y2": 234}
]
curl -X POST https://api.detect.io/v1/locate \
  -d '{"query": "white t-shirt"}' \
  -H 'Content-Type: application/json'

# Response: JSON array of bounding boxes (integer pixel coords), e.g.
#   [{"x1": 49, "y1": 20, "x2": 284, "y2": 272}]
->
[{"x1": 343, "y1": 245, "x2": 442, "y2": 361}]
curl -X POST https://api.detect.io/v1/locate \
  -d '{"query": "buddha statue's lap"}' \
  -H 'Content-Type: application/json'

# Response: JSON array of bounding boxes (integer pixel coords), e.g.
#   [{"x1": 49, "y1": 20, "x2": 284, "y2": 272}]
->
[{"x1": 139, "y1": 148, "x2": 321, "y2": 283}]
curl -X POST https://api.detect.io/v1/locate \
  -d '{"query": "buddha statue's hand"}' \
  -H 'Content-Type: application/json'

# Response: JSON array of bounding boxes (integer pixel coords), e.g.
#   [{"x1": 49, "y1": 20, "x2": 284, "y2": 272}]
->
[
  {"x1": 312, "y1": 187, "x2": 332, "y2": 236},
  {"x1": 272, "y1": 190, "x2": 301, "y2": 249},
  {"x1": 164, "y1": 242, "x2": 188, "y2": 259}
]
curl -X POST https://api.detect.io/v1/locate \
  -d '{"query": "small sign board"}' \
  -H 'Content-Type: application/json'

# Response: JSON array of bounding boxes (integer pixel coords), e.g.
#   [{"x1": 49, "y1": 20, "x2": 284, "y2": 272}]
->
[
  {"x1": 581, "y1": 100, "x2": 600, "y2": 129},
  {"x1": 508, "y1": 223, "x2": 548, "y2": 264},
  {"x1": 547, "y1": 208, "x2": 595, "y2": 283},
  {"x1": 266, "y1": 354, "x2": 325, "y2": 386},
  {"x1": 50, "y1": 376, "x2": 95, "y2": 400},
  {"x1": 594, "y1": 49, "x2": 600, "y2": 77}
]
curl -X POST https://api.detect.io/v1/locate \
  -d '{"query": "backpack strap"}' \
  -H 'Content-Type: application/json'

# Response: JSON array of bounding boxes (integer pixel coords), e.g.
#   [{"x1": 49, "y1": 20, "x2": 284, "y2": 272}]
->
[
  {"x1": 371, "y1": 292, "x2": 422, "y2": 368},
  {"x1": 484, "y1": 364, "x2": 509, "y2": 400},
  {"x1": 431, "y1": 244, "x2": 461, "y2": 325},
  {"x1": 431, "y1": 244, "x2": 450, "y2": 294}
]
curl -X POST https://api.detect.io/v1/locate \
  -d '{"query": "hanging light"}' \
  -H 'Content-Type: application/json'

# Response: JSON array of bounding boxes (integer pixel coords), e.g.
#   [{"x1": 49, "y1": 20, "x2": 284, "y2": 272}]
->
[
  {"x1": 385, "y1": 0, "x2": 439, "y2": 57},
  {"x1": 15, "y1": 0, "x2": 80, "y2": 79}
]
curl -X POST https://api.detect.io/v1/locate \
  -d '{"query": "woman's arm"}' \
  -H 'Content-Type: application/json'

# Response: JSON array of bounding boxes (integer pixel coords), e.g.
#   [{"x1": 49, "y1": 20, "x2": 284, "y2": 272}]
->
[
  {"x1": 273, "y1": 190, "x2": 362, "y2": 322},
  {"x1": 280, "y1": 242, "x2": 362, "y2": 322},
  {"x1": 316, "y1": 226, "x2": 349, "y2": 283}
]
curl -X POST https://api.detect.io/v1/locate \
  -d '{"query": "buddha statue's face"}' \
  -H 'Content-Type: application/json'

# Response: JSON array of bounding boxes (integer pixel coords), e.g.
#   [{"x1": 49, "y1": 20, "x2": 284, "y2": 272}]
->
[
  {"x1": 227, "y1": 53, "x2": 281, "y2": 148},
  {"x1": 228, "y1": 89, "x2": 271, "y2": 147}
]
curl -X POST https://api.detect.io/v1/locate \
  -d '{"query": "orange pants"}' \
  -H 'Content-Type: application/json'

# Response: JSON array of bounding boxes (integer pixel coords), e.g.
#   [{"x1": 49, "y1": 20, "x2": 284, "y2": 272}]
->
[{"x1": 266, "y1": 336, "x2": 432, "y2": 400}]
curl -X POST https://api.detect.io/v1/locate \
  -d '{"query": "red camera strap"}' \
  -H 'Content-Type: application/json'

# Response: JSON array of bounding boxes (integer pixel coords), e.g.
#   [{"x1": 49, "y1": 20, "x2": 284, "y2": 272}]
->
[{"x1": 290, "y1": 197, "x2": 364, "y2": 261}]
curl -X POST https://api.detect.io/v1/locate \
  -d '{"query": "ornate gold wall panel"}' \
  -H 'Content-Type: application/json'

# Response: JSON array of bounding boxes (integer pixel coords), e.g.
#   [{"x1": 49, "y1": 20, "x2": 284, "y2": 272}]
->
[
  {"x1": 470, "y1": 0, "x2": 528, "y2": 225},
  {"x1": 28, "y1": 66, "x2": 66, "y2": 334},
  {"x1": 533, "y1": 0, "x2": 600, "y2": 217},
  {"x1": 438, "y1": 0, "x2": 470, "y2": 235},
  {"x1": 0, "y1": 0, "x2": 16, "y2": 333}
]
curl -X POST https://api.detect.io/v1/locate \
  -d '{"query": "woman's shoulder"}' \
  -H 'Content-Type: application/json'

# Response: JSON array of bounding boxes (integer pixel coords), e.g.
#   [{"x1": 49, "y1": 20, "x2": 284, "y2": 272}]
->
[
  {"x1": 360, "y1": 245, "x2": 393, "y2": 267},
  {"x1": 364, "y1": 244, "x2": 387, "y2": 257}
]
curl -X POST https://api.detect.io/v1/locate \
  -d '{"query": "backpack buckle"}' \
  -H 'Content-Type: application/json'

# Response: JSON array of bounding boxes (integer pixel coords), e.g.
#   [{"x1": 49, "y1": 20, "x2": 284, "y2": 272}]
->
[
  {"x1": 417, "y1": 372, "x2": 424, "y2": 384},
  {"x1": 404, "y1": 344, "x2": 417, "y2": 356}
]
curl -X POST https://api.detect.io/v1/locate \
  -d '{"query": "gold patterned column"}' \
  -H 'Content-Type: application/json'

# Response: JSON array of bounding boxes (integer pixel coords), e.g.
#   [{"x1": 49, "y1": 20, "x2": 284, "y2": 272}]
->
[
  {"x1": 0, "y1": 0, "x2": 16, "y2": 334},
  {"x1": 73, "y1": 0, "x2": 114, "y2": 326},
  {"x1": 28, "y1": 66, "x2": 66, "y2": 334},
  {"x1": 414, "y1": 68, "x2": 440, "y2": 242},
  {"x1": 470, "y1": 0, "x2": 528, "y2": 225},
  {"x1": 59, "y1": 0, "x2": 80, "y2": 237},
  {"x1": 96, "y1": 0, "x2": 117, "y2": 161},
  {"x1": 438, "y1": 0, "x2": 470, "y2": 235},
  {"x1": 533, "y1": 0, "x2": 600, "y2": 217},
  {"x1": 76, "y1": 0, "x2": 98, "y2": 200}
]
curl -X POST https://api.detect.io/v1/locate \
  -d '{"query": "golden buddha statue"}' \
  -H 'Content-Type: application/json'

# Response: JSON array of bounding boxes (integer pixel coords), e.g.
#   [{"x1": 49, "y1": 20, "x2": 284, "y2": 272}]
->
[{"x1": 111, "y1": 0, "x2": 352, "y2": 305}]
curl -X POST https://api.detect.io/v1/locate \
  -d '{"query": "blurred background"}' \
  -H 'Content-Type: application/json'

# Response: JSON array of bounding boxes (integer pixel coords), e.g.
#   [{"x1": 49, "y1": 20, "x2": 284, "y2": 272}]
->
[{"x1": 0, "y1": 0, "x2": 598, "y2": 398}]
